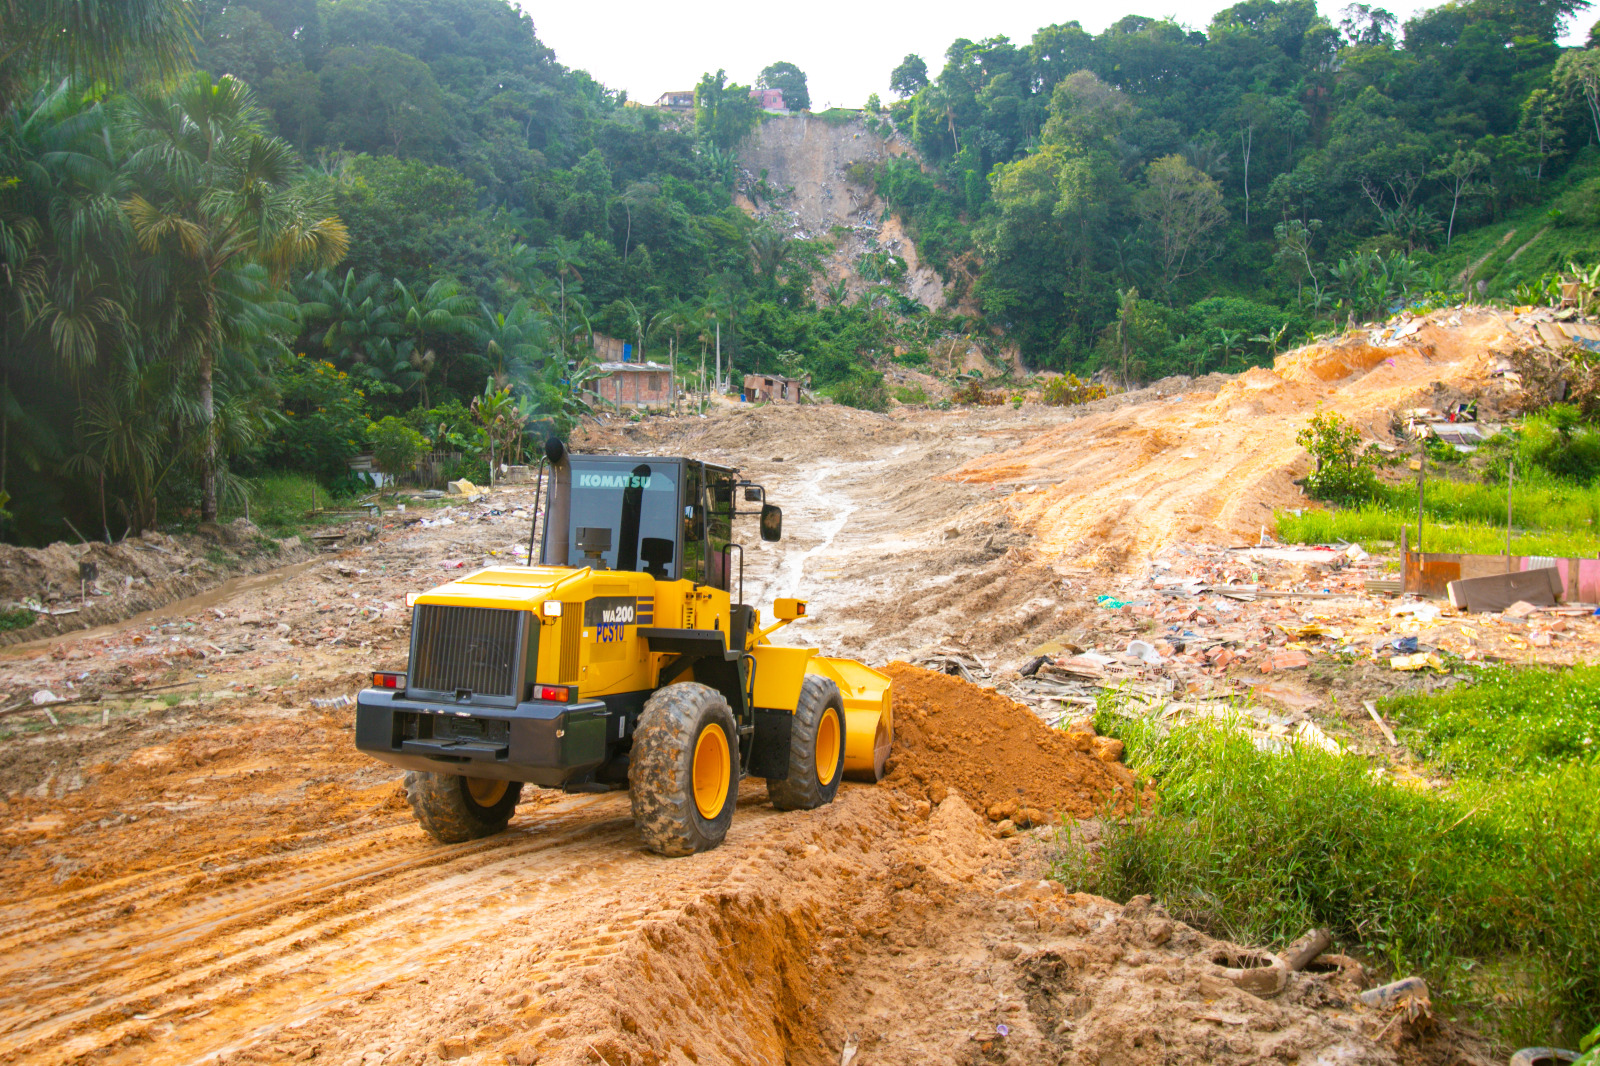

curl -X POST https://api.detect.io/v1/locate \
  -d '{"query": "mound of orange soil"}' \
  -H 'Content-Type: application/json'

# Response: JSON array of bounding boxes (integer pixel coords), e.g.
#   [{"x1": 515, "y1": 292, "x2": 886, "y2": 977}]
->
[{"x1": 880, "y1": 662, "x2": 1140, "y2": 822}]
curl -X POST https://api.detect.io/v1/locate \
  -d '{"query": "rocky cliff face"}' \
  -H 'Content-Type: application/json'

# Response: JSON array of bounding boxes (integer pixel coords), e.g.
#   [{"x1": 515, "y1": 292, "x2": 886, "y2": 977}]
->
[{"x1": 735, "y1": 115, "x2": 949, "y2": 311}]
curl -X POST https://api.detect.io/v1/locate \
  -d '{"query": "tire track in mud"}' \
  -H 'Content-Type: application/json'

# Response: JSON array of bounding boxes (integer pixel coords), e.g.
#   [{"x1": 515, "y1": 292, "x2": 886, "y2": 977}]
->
[{"x1": 0, "y1": 790, "x2": 785, "y2": 1064}]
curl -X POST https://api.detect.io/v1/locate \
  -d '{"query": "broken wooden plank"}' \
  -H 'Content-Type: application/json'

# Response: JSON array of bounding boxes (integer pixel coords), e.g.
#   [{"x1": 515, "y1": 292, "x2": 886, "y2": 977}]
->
[{"x1": 1363, "y1": 700, "x2": 1399, "y2": 746}]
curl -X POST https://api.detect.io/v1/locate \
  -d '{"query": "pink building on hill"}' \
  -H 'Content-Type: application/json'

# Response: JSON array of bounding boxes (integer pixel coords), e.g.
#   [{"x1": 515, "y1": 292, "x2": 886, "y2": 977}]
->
[{"x1": 750, "y1": 88, "x2": 786, "y2": 111}]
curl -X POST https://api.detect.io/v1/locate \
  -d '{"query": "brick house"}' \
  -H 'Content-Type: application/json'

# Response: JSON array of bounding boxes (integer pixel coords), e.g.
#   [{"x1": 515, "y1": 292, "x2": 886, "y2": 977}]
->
[
  {"x1": 590, "y1": 362, "x2": 673, "y2": 408},
  {"x1": 743, "y1": 373, "x2": 806, "y2": 403}
]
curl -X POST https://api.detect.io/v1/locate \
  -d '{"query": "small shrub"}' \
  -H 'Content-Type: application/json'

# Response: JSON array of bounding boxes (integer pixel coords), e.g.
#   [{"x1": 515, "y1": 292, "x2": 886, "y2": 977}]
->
[
  {"x1": 1041, "y1": 373, "x2": 1109, "y2": 406},
  {"x1": 951, "y1": 380, "x2": 1002, "y2": 406},
  {"x1": 368, "y1": 417, "x2": 428, "y2": 484},
  {"x1": 893, "y1": 350, "x2": 930, "y2": 367},
  {"x1": 893, "y1": 384, "x2": 929, "y2": 405},
  {"x1": 1295, "y1": 409, "x2": 1381, "y2": 502},
  {"x1": 830, "y1": 370, "x2": 888, "y2": 412}
]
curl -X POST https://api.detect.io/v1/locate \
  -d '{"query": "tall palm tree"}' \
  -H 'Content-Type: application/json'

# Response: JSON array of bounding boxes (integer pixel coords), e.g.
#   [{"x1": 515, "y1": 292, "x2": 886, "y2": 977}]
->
[
  {"x1": 0, "y1": 0, "x2": 194, "y2": 111},
  {"x1": 480, "y1": 298, "x2": 552, "y2": 392},
  {"x1": 298, "y1": 268, "x2": 399, "y2": 376},
  {"x1": 121, "y1": 72, "x2": 348, "y2": 522},
  {"x1": 618, "y1": 298, "x2": 647, "y2": 363},
  {"x1": 390, "y1": 277, "x2": 476, "y2": 409},
  {"x1": 539, "y1": 236, "x2": 586, "y2": 358}
]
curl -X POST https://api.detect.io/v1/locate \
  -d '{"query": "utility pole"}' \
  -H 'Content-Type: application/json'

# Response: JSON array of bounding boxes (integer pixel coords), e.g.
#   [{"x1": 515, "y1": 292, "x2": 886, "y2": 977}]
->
[
  {"x1": 1416, "y1": 443, "x2": 1427, "y2": 553},
  {"x1": 714, "y1": 316, "x2": 721, "y2": 397},
  {"x1": 1506, "y1": 460, "x2": 1515, "y2": 569}
]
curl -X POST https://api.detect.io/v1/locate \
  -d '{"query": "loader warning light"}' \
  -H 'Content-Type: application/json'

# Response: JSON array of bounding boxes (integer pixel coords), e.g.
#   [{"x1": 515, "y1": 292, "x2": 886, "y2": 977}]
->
[
  {"x1": 537, "y1": 685, "x2": 573, "y2": 703},
  {"x1": 372, "y1": 671, "x2": 406, "y2": 689}
]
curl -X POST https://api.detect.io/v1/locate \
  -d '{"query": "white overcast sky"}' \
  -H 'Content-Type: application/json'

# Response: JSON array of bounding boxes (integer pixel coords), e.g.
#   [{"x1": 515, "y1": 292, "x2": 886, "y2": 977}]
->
[{"x1": 518, "y1": 0, "x2": 1596, "y2": 111}]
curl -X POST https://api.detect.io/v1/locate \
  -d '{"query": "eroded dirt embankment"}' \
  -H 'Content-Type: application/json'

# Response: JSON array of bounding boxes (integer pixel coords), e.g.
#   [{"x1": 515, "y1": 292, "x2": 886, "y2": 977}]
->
[{"x1": 948, "y1": 310, "x2": 1515, "y2": 562}]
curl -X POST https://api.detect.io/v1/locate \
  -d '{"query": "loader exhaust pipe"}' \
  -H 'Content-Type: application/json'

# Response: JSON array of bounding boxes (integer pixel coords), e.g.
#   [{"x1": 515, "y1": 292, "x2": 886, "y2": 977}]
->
[{"x1": 540, "y1": 437, "x2": 571, "y2": 566}]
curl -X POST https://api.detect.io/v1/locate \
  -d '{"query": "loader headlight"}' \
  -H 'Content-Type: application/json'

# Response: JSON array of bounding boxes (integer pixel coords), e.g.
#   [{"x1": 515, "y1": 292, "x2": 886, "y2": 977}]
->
[{"x1": 541, "y1": 601, "x2": 563, "y2": 617}]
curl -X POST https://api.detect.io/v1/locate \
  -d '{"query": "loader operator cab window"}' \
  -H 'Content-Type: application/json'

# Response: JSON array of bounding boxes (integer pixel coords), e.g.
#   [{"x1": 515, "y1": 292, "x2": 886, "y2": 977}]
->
[
  {"x1": 680, "y1": 464, "x2": 735, "y2": 590},
  {"x1": 565, "y1": 460, "x2": 680, "y2": 577}
]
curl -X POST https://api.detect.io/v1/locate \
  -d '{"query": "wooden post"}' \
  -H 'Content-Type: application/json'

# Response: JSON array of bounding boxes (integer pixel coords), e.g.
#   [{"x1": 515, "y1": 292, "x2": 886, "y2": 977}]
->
[
  {"x1": 1416, "y1": 443, "x2": 1426, "y2": 553},
  {"x1": 1400, "y1": 525, "x2": 1408, "y2": 593},
  {"x1": 1506, "y1": 459, "x2": 1515, "y2": 571}
]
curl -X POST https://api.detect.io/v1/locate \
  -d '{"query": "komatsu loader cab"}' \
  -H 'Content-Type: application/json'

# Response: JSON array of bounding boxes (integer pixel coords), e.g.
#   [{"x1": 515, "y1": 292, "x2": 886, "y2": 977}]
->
[{"x1": 354, "y1": 439, "x2": 893, "y2": 856}]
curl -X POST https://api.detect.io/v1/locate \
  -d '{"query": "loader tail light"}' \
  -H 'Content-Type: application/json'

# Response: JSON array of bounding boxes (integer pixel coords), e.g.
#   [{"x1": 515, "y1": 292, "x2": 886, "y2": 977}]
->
[
  {"x1": 537, "y1": 685, "x2": 573, "y2": 703},
  {"x1": 373, "y1": 671, "x2": 407, "y2": 689}
]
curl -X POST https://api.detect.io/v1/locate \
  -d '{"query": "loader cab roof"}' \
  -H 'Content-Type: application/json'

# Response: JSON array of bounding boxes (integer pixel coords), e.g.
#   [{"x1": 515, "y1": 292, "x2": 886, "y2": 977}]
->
[{"x1": 544, "y1": 454, "x2": 740, "y2": 586}]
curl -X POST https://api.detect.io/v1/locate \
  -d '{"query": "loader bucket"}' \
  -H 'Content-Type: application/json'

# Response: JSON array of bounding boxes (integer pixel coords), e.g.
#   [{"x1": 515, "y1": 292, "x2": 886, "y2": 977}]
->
[{"x1": 806, "y1": 656, "x2": 892, "y2": 782}]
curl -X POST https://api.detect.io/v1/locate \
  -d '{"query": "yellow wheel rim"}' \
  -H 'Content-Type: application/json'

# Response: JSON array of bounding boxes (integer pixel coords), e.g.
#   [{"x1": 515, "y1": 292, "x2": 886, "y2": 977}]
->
[
  {"x1": 692, "y1": 723, "x2": 730, "y2": 820},
  {"x1": 815, "y1": 707, "x2": 841, "y2": 786},
  {"x1": 465, "y1": 777, "x2": 508, "y2": 807}
]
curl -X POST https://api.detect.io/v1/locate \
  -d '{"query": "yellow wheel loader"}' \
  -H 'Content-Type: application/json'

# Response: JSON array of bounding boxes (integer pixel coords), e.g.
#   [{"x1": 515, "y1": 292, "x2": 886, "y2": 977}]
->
[{"x1": 355, "y1": 439, "x2": 893, "y2": 856}]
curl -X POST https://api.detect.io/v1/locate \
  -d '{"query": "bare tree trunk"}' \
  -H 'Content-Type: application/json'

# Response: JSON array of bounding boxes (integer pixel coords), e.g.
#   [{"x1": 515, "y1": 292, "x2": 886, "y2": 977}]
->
[
  {"x1": 200, "y1": 343, "x2": 217, "y2": 523},
  {"x1": 1241, "y1": 124, "x2": 1252, "y2": 227}
]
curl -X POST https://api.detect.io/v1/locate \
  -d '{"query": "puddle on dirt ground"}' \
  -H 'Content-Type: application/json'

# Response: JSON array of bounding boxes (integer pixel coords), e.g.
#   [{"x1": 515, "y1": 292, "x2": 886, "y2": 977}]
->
[{"x1": 0, "y1": 558, "x2": 321, "y2": 657}]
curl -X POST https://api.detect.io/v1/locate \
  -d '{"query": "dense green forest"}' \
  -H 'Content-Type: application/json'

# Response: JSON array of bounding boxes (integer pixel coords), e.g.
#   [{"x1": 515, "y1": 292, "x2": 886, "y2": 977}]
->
[
  {"x1": 878, "y1": 0, "x2": 1600, "y2": 372},
  {"x1": 5, "y1": 0, "x2": 1600, "y2": 546}
]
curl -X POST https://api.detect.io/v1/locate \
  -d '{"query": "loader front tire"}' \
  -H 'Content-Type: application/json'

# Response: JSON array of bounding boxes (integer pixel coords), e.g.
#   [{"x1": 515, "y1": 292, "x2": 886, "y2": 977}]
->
[
  {"x1": 629, "y1": 682, "x2": 738, "y2": 856},
  {"x1": 767, "y1": 675, "x2": 846, "y2": 811},
  {"x1": 403, "y1": 771, "x2": 522, "y2": 843}
]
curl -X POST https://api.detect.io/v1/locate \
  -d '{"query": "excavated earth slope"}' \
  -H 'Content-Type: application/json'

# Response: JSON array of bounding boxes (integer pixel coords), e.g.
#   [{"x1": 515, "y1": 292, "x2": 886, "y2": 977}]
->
[{"x1": 948, "y1": 309, "x2": 1514, "y2": 562}]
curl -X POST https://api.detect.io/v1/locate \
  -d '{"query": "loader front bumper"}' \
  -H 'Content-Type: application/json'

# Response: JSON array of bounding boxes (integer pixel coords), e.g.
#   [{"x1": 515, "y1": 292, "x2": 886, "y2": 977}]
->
[{"x1": 354, "y1": 688, "x2": 611, "y2": 788}]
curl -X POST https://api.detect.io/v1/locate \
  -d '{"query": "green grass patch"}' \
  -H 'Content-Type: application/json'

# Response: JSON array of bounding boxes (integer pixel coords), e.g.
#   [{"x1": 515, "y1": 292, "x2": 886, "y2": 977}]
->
[
  {"x1": 811, "y1": 107, "x2": 861, "y2": 126},
  {"x1": 1059, "y1": 692, "x2": 1600, "y2": 1048},
  {"x1": 0, "y1": 608, "x2": 36, "y2": 632},
  {"x1": 1381, "y1": 664, "x2": 1600, "y2": 778},
  {"x1": 224, "y1": 472, "x2": 354, "y2": 535},
  {"x1": 1275, "y1": 504, "x2": 1600, "y2": 556},
  {"x1": 892, "y1": 384, "x2": 929, "y2": 405}
]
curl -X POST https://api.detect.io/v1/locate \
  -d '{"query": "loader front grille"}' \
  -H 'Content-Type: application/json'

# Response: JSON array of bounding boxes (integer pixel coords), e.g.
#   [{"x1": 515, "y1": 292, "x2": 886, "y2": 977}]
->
[{"x1": 408, "y1": 605, "x2": 522, "y2": 698}]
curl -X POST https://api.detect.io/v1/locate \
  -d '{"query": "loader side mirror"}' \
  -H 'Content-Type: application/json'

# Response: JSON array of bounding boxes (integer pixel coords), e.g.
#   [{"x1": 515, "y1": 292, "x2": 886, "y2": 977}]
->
[{"x1": 759, "y1": 504, "x2": 782, "y2": 542}]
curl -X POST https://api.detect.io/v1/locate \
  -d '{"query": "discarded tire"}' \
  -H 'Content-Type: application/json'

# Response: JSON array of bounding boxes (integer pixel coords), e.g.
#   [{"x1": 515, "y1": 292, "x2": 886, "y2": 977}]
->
[
  {"x1": 767, "y1": 675, "x2": 846, "y2": 811},
  {"x1": 629, "y1": 682, "x2": 738, "y2": 856},
  {"x1": 1209, "y1": 946, "x2": 1289, "y2": 997},
  {"x1": 404, "y1": 771, "x2": 522, "y2": 843},
  {"x1": 1508, "y1": 1049, "x2": 1579, "y2": 1066}
]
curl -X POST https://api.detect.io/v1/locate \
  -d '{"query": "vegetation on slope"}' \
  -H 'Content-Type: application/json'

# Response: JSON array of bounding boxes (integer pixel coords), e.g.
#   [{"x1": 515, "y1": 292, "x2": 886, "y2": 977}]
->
[{"x1": 877, "y1": 0, "x2": 1600, "y2": 376}]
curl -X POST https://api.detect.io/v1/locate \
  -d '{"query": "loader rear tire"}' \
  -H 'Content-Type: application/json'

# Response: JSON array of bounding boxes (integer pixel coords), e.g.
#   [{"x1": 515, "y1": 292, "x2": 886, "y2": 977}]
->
[
  {"x1": 767, "y1": 675, "x2": 846, "y2": 811},
  {"x1": 629, "y1": 682, "x2": 738, "y2": 856},
  {"x1": 403, "y1": 771, "x2": 522, "y2": 843}
]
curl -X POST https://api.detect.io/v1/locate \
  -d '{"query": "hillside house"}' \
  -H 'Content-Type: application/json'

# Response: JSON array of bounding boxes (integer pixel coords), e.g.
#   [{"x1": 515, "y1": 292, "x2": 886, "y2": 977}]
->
[
  {"x1": 750, "y1": 88, "x2": 786, "y2": 112},
  {"x1": 590, "y1": 362, "x2": 673, "y2": 408},
  {"x1": 743, "y1": 373, "x2": 806, "y2": 403},
  {"x1": 653, "y1": 90, "x2": 694, "y2": 110}
]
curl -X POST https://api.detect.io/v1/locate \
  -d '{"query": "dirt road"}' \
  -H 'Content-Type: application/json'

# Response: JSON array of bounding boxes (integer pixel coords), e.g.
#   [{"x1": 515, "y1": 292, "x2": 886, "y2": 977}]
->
[{"x1": 1, "y1": 394, "x2": 1488, "y2": 1065}]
